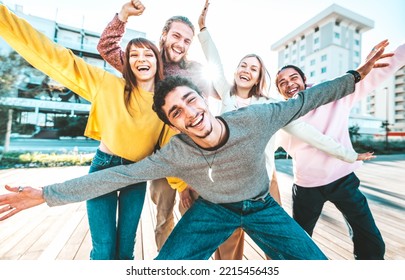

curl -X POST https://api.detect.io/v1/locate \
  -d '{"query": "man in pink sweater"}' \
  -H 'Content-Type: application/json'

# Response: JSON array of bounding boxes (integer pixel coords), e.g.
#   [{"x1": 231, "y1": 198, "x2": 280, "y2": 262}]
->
[{"x1": 274, "y1": 40, "x2": 405, "y2": 260}]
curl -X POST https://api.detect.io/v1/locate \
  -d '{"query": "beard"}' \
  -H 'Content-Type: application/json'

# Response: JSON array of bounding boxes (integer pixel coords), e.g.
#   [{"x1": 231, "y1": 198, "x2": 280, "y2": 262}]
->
[
  {"x1": 163, "y1": 42, "x2": 185, "y2": 64},
  {"x1": 184, "y1": 114, "x2": 213, "y2": 140}
]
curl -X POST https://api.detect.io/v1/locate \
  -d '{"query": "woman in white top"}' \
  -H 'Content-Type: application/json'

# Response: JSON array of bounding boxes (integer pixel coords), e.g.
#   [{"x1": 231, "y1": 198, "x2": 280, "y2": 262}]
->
[{"x1": 193, "y1": 0, "x2": 365, "y2": 260}]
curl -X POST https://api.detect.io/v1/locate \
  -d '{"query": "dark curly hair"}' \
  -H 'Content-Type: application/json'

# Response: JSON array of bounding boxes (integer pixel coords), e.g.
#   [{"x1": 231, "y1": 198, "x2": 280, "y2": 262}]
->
[{"x1": 153, "y1": 76, "x2": 202, "y2": 125}]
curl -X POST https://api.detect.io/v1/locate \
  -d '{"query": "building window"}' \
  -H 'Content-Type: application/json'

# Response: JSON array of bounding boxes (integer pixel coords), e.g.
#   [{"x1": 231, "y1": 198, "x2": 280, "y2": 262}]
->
[
  {"x1": 285, "y1": 45, "x2": 289, "y2": 49},
  {"x1": 301, "y1": 35, "x2": 305, "y2": 40},
  {"x1": 314, "y1": 26, "x2": 319, "y2": 32},
  {"x1": 335, "y1": 20, "x2": 341, "y2": 26},
  {"x1": 314, "y1": 37, "x2": 319, "y2": 44},
  {"x1": 354, "y1": 51, "x2": 360, "y2": 57},
  {"x1": 334, "y1": 32, "x2": 340, "y2": 39},
  {"x1": 355, "y1": 39, "x2": 360, "y2": 46},
  {"x1": 300, "y1": 56, "x2": 305, "y2": 62},
  {"x1": 310, "y1": 71, "x2": 315, "y2": 77},
  {"x1": 300, "y1": 45, "x2": 305, "y2": 51},
  {"x1": 310, "y1": 59, "x2": 316, "y2": 66},
  {"x1": 321, "y1": 54, "x2": 327, "y2": 62},
  {"x1": 321, "y1": 67, "x2": 327, "y2": 73},
  {"x1": 293, "y1": 40, "x2": 296, "y2": 45}
]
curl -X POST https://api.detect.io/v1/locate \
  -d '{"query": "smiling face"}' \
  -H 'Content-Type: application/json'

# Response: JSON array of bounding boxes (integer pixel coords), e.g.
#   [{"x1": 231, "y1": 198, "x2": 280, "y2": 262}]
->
[
  {"x1": 162, "y1": 85, "x2": 215, "y2": 140},
  {"x1": 234, "y1": 56, "x2": 261, "y2": 91},
  {"x1": 128, "y1": 45, "x2": 157, "y2": 83},
  {"x1": 161, "y1": 21, "x2": 194, "y2": 64},
  {"x1": 276, "y1": 67, "x2": 306, "y2": 99}
]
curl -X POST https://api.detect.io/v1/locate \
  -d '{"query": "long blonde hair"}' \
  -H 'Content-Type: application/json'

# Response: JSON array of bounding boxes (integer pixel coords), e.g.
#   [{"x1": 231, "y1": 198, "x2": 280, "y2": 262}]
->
[{"x1": 230, "y1": 54, "x2": 271, "y2": 98}]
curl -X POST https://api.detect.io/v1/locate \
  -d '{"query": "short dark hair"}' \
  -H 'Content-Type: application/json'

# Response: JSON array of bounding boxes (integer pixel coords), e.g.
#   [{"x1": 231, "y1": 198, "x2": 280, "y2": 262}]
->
[
  {"x1": 153, "y1": 76, "x2": 202, "y2": 125},
  {"x1": 275, "y1": 64, "x2": 307, "y2": 92}
]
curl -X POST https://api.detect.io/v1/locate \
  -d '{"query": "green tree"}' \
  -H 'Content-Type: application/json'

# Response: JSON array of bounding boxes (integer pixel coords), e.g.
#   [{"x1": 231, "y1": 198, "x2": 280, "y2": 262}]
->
[
  {"x1": 348, "y1": 124, "x2": 361, "y2": 143},
  {"x1": 53, "y1": 115, "x2": 88, "y2": 137},
  {"x1": 0, "y1": 51, "x2": 30, "y2": 145}
]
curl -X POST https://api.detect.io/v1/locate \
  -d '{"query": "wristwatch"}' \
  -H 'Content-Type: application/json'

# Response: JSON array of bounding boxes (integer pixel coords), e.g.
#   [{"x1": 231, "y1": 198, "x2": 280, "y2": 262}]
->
[{"x1": 346, "y1": 70, "x2": 362, "y2": 83}]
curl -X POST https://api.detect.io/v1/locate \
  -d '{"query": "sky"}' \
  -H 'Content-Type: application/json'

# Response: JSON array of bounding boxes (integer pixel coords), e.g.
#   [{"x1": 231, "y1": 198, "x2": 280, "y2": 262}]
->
[{"x1": 2, "y1": 0, "x2": 405, "y2": 89}]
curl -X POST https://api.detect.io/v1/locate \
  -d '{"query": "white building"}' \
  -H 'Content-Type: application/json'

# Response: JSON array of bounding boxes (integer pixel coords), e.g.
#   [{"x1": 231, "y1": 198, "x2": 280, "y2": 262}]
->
[
  {"x1": 364, "y1": 66, "x2": 405, "y2": 135},
  {"x1": 270, "y1": 4, "x2": 404, "y2": 137}
]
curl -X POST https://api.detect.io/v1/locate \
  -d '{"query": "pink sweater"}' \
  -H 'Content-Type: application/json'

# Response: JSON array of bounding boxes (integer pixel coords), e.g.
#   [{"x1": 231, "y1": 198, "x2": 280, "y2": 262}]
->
[{"x1": 277, "y1": 42, "x2": 405, "y2": 187}]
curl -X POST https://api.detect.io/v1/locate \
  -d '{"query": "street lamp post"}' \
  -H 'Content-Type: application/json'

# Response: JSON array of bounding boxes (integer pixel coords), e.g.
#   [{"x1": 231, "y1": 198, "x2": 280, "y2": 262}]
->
[{"x1": 381, "y1": 87, "x2": 390, "y2": 149}]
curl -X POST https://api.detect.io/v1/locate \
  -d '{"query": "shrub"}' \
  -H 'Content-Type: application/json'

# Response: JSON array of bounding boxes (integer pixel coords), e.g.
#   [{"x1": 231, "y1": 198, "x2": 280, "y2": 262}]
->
[{"x1": 0, "y1": 151, "x2": 93, "y2": 169}]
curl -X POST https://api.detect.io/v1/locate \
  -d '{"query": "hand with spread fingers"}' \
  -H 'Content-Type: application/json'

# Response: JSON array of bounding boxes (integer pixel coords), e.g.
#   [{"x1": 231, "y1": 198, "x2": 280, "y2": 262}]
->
[
  {"x1": 0, "y1": 185, "x2": 45, "y2": 221},
  {"x1": 366, "y1": 39, "x2": 394, "y2": 62},
  {"x1": 356, "y1": 39, "x2": 393, "y2": 79},
  {"x1": 356, "y1": 151, "x2": 376, "y2": 161},
  {"x1": 198, "y1": 0, "x2": 210, "y2": 31}
]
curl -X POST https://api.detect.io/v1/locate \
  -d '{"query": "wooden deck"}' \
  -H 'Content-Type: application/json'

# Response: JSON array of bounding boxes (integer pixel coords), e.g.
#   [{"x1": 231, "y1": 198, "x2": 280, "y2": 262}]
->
[{"x1": 0, "y1": 155, "x2": 404, "y2": 260}]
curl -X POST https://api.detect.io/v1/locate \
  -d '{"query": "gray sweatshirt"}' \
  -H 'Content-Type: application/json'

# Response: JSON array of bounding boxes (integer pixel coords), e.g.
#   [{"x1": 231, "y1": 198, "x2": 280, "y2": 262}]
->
[{"x1": 44, "y1": 74, "x2": 355, "y2": 205}]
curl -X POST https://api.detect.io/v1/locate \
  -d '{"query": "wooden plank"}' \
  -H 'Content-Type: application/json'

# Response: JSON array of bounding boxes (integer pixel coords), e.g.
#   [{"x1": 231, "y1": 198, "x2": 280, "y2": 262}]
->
[
  {"x1": 0, "y1": 207, "x2": 50, "y2": 259},
  {"x1": 38, "y1": 209, "x2": 84, "y2": 260},
  {"x1": 0, "y1": 160, "x2": 404, "y2": 260},
  {"x1": 73, "y1": 230, "x2": 92, "y2": 260},
  {"x1": 18, "y1": 205, "x2": 80, "y2": 260},
  {"x1": 137, "y1": 185, "x2": 158, "y2": 260},
  {"x1": 56, "y1": 209, "x2": 89, "y2": 260}
]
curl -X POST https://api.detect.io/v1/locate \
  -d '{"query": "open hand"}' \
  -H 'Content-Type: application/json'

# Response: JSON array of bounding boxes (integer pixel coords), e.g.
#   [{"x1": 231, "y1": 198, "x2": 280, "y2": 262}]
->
[
  {"x1": 356, "y1": 39, "x2": 392, "y2": 79},
  {"x1": 0, "y1": 185, "x2": 45, "y2": 221},
  {"x1": 179, "y1": 186, "x2": 198, "y2": 210},
  {"x1": 356, "y1": 151, "x2": 376, "y2": 161},
  {"x1": 365, "y1": 40, "x2": 394, "y2": 63}
]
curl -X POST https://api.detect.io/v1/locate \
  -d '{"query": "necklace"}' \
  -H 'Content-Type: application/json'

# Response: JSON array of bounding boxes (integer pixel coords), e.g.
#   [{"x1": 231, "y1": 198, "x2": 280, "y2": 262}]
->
[{"x1": 196, "y1": 119, "x2": 224, "y2": 183}]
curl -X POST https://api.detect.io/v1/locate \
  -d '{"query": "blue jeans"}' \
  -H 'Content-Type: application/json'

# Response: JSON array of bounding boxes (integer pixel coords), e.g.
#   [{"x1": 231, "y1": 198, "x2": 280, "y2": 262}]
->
[
  {"x1": 86, "y1": 149, "x2": 146, "y2": 260},
  {"x1": 156, "y1": 193, "x2": 327, "y2": 260},
  {"x1": 292, "y1": 172, "x2": 385, "y2": 260}
]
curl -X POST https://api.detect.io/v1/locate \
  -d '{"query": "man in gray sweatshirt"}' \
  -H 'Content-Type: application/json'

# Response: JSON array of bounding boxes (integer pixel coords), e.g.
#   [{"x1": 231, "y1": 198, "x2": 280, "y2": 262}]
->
[{"x1": 0, "y1": 46, "x2": 389, "y2": 259}]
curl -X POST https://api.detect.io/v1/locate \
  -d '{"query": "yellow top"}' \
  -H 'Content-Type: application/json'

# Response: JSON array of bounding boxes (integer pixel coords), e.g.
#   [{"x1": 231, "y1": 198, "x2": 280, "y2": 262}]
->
[{"x1": 0, "y1": 5, "x2": 187, "y2": 191}]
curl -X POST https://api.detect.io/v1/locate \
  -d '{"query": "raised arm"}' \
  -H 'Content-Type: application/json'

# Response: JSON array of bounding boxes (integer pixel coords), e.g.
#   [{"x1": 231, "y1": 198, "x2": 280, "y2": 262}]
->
[
  {"x1": 197, "y1": 0, "x2": 231, "y2": 100},
  {"x1": 0, "y1": 4, "x2": 105, "y2": 102},
  {"x1": 97, "y1": 1, "x2": 145, "y2": 72},
  {"x1": 271, "y1": 41, "x2": 390, "y2": 128},
  {"x1": 347, "y1": 40, "x2": 405, "y2": 107}
]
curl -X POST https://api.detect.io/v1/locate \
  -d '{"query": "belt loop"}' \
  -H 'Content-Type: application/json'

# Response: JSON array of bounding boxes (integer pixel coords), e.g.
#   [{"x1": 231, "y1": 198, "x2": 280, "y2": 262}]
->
[{"x1": 107, "y1": 153, "x2": 114, "y2": 164}]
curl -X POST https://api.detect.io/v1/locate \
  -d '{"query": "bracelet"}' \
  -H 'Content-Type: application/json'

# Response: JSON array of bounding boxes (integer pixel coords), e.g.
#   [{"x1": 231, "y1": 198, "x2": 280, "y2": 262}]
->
[
  {"x1": 200, "y1": 26, "x2": 207, "y2": 32},
  {"x1": 346, "y1": 70, "x2": 362, "y2": 83}
]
